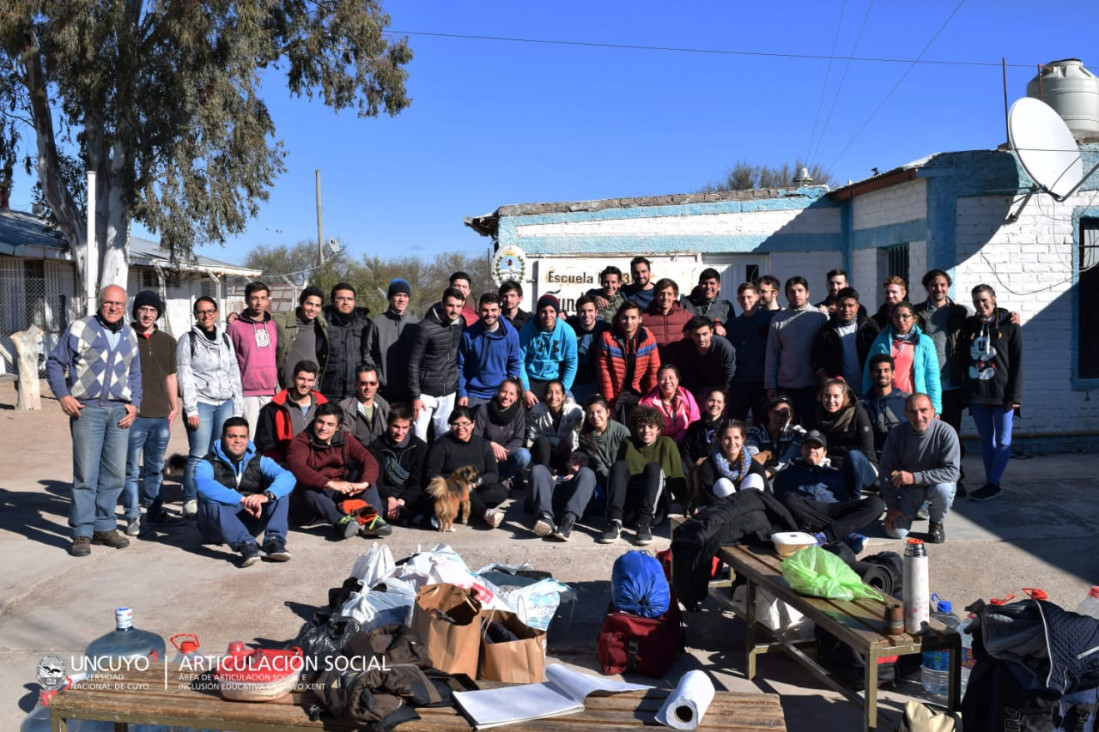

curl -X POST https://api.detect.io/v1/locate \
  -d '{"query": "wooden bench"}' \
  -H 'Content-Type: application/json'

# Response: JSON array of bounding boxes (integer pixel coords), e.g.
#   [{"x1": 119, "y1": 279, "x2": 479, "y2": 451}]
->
[
  {"x1": 49, "y1": 665, "x2": 787, "y2": 731},
  {"x1": 710, "y1": 543, "x2": 960, "y2": 731}
]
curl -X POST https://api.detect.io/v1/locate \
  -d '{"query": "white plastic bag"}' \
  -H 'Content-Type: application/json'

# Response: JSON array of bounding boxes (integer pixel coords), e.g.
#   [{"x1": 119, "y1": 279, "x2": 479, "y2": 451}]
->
[
  {"x1": 338, "y1": 578, "x2": 418, "y2": 630},
  {"x1": 499, "y1": 579, "x2": 575, "y2": 632},
  {"x1": 731, "y1": 584, "x2": 814, "y2": 641},
  {"x1": 351, "y1": 542, "x2": 396, "y2": 589}
]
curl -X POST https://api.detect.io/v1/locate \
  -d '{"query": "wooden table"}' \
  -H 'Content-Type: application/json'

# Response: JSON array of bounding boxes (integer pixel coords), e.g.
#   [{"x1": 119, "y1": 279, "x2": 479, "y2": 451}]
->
[
  {"x1": 712, "y1": 543, "x2": 959, "y2": 731},
  {"x1": 49, "y1": 665, "x2": 787, "y2": 731}
]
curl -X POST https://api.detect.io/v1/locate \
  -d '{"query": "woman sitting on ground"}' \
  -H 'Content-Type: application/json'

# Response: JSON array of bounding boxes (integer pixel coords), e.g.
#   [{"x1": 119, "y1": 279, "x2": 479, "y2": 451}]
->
[
  {"x1": 527, "y1": 379, "x2": 584, "y2": 473},
  {"x1": 528, "y1": 450, "x2": 596, "y2": 543},
  {"x1": 745, "y1": 395, "x2": 805, "y2": 481},
  {"x1": 599, "y1": 405, "x2": 686, "y2": 547},
  {"x1": 695, "y1": 420, "x2": 767, "y2": 511},
  {"x1": 639, "y1": 363, "x2": 700, "y2": 444},
  {"x1": 425, "y1": 406, "x2": 508, "y2": 528},
  {"x1": 810, "y1": 378, "x2": 878, "y2": 497},
  {"x1": 579, "y1": 394, "x2": 631, "y2": 489},
  {"x1": 472, "y1": 377, "x2": 530, "y2": 491}
]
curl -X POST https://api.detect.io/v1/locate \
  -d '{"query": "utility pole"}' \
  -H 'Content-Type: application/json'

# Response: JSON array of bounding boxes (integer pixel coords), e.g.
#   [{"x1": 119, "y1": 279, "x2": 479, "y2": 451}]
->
[{"x1": 315, "y1": 169, "x2": 324, "y2": 265}]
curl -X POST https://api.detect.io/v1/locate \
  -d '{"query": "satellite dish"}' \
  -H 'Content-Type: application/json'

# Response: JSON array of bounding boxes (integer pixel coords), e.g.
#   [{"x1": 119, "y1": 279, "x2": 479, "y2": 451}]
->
[{"x1": 1008, "y1": 97, "x2": 1085, "y2": 200}]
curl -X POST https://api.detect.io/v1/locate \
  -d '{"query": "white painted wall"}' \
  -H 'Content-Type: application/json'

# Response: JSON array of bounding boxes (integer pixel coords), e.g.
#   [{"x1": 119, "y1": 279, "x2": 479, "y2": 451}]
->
[{"x1": 852, "y1": 178, "x2": 927, "y2": 230}]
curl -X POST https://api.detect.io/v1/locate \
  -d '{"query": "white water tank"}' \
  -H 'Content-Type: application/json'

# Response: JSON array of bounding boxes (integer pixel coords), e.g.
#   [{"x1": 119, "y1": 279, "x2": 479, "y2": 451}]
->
[{"x1": 1026, "y1": 59, "x2": 1099, "y2": 139}]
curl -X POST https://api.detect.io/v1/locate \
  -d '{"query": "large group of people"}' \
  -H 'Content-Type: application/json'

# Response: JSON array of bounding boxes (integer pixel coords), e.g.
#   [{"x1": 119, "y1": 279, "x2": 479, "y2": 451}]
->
[{"x1": 46, "y1": 259, "x2": 1023, "y2": 565}]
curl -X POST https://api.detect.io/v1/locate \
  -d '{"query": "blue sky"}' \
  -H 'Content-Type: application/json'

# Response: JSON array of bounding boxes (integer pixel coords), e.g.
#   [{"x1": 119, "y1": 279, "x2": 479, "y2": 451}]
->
[{"x1": 10, "y1": 1, "x2": 1099, "y2": 266}]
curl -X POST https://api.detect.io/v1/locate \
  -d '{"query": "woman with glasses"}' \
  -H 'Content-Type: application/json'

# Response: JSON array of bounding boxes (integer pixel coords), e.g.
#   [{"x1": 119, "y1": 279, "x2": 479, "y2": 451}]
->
[
  {"x1": 862, "y1": 301, "x2": 942, "y2": 414},
  {"x1": 424, "y1": 406, "x2": 509, "y2": 528},
  {"x1": 177, "y1": 296, "x2": 243, "y2": 517}
]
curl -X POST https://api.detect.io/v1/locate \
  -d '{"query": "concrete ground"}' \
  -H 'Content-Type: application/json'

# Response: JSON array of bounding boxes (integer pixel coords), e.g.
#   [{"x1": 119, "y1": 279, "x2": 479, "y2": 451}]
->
[{"x1": 1, "y1": 380, "x2": 1097, "y2": 730}]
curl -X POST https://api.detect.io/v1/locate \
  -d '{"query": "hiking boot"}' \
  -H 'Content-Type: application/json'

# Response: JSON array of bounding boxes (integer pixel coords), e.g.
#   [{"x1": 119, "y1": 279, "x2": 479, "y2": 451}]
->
[
  {"x1": 635, "y1": 522, "x2": 653, "y2": 546},
  {"x1": 182, "y1": 499, "x2": 199, "y2": 518},
  {"x1": 236, "y1": 542, "x2": 261, "y2": 568},
  {"x1": 92, "y1": 530, "x2": 130, "y2": 549},
  {"x1": 599, "y1": 520, "x2": 622, "y2": 544},
  {"x1": 552, "y1": 513, "x2": 576, "y2": 542},
  {"x1": 969, "y1": 483, "x2": 1001, "y2": 502},
  {"x1": 359, "y1": 514, "x2": 393, "y2": 538},
  {"x1": 262, "y1": 537, "x2": 292, "y2": 561},
  {"x1": 483, "y1": 508, "x2": 505, "y2": 529},
  {"x1": 927, "y1": 521, "x2": 946, "y2": 544},
  {"x1": 70, "y1": 536, "x2": 91, "y2": 557},
  {"x1": 335, "y1": 514, "x2": 360, "y2": 540},
  {"x1": 532, "y1": 513, "x2": 556, "y2": 537},
  {"x1": 125, "y1": 517, "x2": 141, "y2": 537}
]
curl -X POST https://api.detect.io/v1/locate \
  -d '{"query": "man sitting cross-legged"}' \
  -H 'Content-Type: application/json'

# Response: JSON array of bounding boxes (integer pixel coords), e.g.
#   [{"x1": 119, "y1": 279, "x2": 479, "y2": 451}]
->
[{"x1": 194, "y1": 417, "x2": 296, "y2": 567}]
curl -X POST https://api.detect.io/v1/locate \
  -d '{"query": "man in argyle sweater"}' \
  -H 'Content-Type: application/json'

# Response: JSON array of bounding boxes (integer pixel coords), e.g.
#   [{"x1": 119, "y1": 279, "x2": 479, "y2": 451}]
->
[{"x1": 47, "y1": 285, "x2": 143, "y2": 557}]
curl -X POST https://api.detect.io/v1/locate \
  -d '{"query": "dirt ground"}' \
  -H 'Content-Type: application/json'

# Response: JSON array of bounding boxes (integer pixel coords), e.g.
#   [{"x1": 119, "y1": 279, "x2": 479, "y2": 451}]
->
[{"x1": 1, "y1": 379, "x2": 1096, "y2": 730}]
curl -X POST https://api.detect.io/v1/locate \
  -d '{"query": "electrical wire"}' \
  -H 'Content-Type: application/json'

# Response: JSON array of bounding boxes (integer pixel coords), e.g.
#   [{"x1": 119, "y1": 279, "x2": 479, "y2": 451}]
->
[
  {"x1": 805, "y1": 0, "x2": 848, "y2": 165},
  {"x1": 384, "y1": 28, "x2": 1031, "y2": 68},
  {"x1": 810, "y1": 0, "x2": 876, "y2": 165},
  {"x1": 825, "y1": 0, "x2": 969, "y2": 171}
]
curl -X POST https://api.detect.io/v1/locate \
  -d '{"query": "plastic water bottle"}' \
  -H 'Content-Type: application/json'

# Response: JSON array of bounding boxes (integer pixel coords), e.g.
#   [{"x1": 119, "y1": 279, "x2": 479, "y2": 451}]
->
[
  {"x1": 922, "y1": 595, "x2": 959, "y2": 698},
  {"x1": 21, "y1": 685, "x2": 115, "y2": 731},
  {"x1": 83, "y1": 607, "x2": 166, "y2": 673},
  {"x1": 959, "y1": 614, "x2": 975, "y2": 694},
  {"x1": 902, "y1": 539, "x2": 929, "y2": 634},
  {"x1": 1076, "y1": 586, "x2": 1099, "y2": 618}
]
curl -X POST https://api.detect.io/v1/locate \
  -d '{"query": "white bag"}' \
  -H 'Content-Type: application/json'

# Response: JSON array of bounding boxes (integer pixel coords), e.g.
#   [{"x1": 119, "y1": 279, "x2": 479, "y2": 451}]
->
[
  {"x1": 351, "y1": 542, "x2": 396, "y2": 589},
  {"x1": 732, "y1": 584, "x2": 814, "y2": 641},
  {"x1": 338, "y1": 578, "x2": 418, "y2": 630}
]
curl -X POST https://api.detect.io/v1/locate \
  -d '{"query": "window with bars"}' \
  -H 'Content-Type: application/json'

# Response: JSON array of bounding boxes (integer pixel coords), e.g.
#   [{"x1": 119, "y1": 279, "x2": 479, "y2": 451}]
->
[
  {"x1": 882, "y1": 243, "x2": 910, "y2": 285},
  {"x1": 1079, "y1": 219, "x2": 1099, "y2": 380}
]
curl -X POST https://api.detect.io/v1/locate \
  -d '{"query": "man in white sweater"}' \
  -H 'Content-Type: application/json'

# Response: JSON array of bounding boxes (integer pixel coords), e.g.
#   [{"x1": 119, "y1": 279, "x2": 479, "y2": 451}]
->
[
  {"x1": 764, "y1": 276, "x2": 827, "y2": 425},
  {"x1": 879, "y1": 393, "x2": 960, "y2": 544}
]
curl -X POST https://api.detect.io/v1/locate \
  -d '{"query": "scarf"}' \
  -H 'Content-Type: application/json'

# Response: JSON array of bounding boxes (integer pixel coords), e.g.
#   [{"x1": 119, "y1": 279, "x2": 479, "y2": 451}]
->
[
  {"x1": 815, "y1": 403, "x2": 857, "y2": 435},
  {"x1": 487, "y1": 397, "x2": 520, "y2": 427},
  {"x1": 95, "y1": 313, "x2": 123, "y2": 333},
  {"x1": 713, "y1": 447, "x2": 753, "y2": 483}
]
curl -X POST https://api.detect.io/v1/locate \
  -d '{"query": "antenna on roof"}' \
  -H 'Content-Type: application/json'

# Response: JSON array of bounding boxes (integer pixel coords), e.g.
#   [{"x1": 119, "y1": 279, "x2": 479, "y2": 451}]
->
[{"x1": 1008, "y1": 97, "x2": 1098, "y2": 201}]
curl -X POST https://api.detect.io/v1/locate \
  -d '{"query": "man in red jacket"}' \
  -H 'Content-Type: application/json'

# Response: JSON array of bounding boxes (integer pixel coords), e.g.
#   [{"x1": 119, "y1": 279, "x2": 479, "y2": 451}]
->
[
  {"x1": 641, "y1": 278, "x2": 692, "y2": 364},
  {"x1": 285, "y1": 403, "x2": 391, "y2": 539},
  {"x1": 254, "y1": 360, "x2": 328, "y2": 464},
  {"x1": 598, "y1": 302, "x2": 661, "y2": 422}
]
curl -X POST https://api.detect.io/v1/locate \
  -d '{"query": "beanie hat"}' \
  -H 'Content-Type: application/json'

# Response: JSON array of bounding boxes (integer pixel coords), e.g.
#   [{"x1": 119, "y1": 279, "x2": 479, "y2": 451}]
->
[
  {"x1": 132, "y1": 290, "x2": 164, "y2": 320},
  {"x1": 536, "y1": 294, "x2": 560, "y2": 313},
  {"x1": 387, "y1": 279, "x2": 412, "y2": 298}
]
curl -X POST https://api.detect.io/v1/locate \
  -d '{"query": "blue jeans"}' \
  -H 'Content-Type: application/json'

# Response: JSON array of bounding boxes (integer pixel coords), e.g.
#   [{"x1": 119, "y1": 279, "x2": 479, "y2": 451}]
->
[
  {"x1": 70, "y1": 404, "x2": 129, "y2": 538},
  {"x1": 197, "y1": 496, "x2": 289, "y2": 548},
  {"x1": 885, "y1": 482, "x2": 956, "y2": 539},
  {"x1": 970, "y1": 404, "x2": 1014, "y2": 485},
  {"x1": 842, "y1": 449, "x2": 878, "y2": 499},
  {"x1": 124, "y1": 416, "x2": 171, "y2": 519},
  {"x1": 185, "y1": 399, "x2": 235, "y2": 502},
  {"x1": 500, "y1": 447, "x2": 532, "y2": 482}
]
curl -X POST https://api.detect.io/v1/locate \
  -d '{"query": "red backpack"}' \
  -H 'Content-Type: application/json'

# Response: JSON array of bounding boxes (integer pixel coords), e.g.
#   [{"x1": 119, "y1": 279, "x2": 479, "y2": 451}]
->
[{"x1": 597, "y1": 603, "x2": 683, "y2": 678}]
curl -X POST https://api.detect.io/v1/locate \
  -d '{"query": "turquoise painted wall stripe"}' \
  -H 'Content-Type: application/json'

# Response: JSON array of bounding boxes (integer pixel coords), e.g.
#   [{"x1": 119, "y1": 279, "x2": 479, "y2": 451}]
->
[
  {"x1": 850, "y1": 220, "x2": 928, "y2": 250},
  {"x1": 513, "y1": 233, "x2": 846, "y2": 255}
]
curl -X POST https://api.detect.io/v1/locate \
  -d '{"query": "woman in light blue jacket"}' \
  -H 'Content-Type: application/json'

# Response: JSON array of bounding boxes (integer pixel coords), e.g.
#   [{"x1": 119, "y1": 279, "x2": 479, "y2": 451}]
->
[{"x1": 861, "y1": 302, "x2": 942, "y2": 414}]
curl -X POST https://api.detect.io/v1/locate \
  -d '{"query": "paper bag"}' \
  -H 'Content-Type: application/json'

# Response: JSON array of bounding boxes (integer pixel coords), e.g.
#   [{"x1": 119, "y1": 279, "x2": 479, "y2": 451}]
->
[
  {"x1": 411, "y1": 583, "x2": 483, "y2": 678},
  {"x1": 479, "y1": 609, "x2": 547, "y2": 684}
]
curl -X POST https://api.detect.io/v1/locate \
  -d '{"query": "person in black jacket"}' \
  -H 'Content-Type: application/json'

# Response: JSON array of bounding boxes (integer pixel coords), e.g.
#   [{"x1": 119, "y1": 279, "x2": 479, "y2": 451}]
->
[
  {"x1": 406, "y1": 287, "x2": 466, "y2": 442},
  {"x1": 810, "y1": 378, "x2": 878, "y2": 496},
  {"x1": 963, "y1": 285, "x2": 1023, "y2": 502},
  {"x1": 368, "y1": 402, "x2": 428, "y2": 526},
  {"x1": 812, "y1": 287, "x2": 879, "y2": 393},
  {"x1": 424, "y1": 406, "x2": 509, "y2": 528},
  {"x1": 321, "y1": 283, "x2": 376, "y2": 403},
  {"x1": 473, "y1": 378, "x2": 530, "y2": 490},
  {"x1": 696, "y1": 420, "x2": 767, "y2": 508}
]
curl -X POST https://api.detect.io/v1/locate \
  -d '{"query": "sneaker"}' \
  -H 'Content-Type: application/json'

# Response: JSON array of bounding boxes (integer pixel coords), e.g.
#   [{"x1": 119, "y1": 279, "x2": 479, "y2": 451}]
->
[
  {"x1": 236, "y1": 542, "x2": 261, "y2": 568},
  {"x1": 552, "y1": 513, "x2": 576, "y2": 542},
  {"x1": 125, "y1": 517, "x2": 141, "y2": 537},
  {"x1": 844, "y1": 533, "x2": 868, "y2": 554},
  {"x1": 70, "y1": 536, "x2": 91, "y2": 557},
  {"x1": 182, "y1": 499, "x2": 199, "y2": 518},
  {"x1": 635, "y1": 522, "x2": 653, "y2": 546},
  {"x1": 335, "y1": 514, "x2": 360, "y2": 540},
  {"x1": 916, "y1": 502, "x2": 930, "y2": 520},
  {"x1": 969, "y1": 483, "x2": 1002, "y2": 502},
  {"x1": 812, "y1": 532, "x2": 828, "y2": 546},
  {"x1": 927, "y1": 521, "x2": 946, "y2": 544},
  {"x1": 532, "y1": 513, "x2": 556, "y2": 537},
  {"x1": 483, "y1": 508, "x2": 505, "y2": 529},
  {"x1": 359, "y1": 514, "x2": 393, "y2": 538},
  {"x1": 146, "y1": 505, "x2": 182, "y2": 526},
  {"x1": 262, "y1": 537, "x2": 292, "y2": 562},
  {"x1": 92, "y1": 530, "x2": 130, "y2": 549},
  {"x1": 599, "y1": 520, "x2": 622, "y2": 544}
]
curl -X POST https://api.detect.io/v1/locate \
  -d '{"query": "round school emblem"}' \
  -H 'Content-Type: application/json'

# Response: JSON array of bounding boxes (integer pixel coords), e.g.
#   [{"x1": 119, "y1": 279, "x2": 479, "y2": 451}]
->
[
  {"x1": 492, "y1": 245, "x2": 527, "y2": 287},
  {"x1": 36, "y1": 654, "x2": 66, "y2": 691}
]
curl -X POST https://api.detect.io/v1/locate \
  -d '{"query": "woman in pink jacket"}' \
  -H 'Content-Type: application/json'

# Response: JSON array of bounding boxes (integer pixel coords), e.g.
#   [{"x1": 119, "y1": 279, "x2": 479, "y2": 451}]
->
[{"x1": 640, "y1": 364, "x2": 700, "y2": 444}]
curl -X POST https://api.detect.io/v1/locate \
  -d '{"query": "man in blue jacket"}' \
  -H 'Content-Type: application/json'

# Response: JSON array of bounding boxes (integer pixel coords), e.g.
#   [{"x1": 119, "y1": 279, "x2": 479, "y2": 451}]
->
[
  {"x1": 519, "y1": 295, "x2": 578, "y2": 408},
  {"x1": 457, "y1": 292, "x2": 521, "y2": 408},
  {"x1": 195, "y1": 417, "x2": 297, "y2": 567}
]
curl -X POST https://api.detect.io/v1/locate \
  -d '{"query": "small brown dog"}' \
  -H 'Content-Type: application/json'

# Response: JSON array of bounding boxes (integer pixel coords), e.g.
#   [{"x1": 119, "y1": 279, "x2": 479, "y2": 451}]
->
[{"x1": 425, "y1": 465, "x2": 479, "y2": 532}]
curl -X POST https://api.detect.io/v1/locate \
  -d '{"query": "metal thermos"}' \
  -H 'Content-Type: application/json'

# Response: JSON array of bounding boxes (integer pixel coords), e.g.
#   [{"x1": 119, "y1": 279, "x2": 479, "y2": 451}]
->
[{"x1": 902, "y1": 539, "x2": 929, "y2": 634}]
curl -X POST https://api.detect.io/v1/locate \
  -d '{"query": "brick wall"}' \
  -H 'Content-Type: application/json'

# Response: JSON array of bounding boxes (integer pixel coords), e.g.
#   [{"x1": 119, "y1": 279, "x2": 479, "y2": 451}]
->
[{"x1": 853, "y1": 178, "x2": 927, "y2": 230}]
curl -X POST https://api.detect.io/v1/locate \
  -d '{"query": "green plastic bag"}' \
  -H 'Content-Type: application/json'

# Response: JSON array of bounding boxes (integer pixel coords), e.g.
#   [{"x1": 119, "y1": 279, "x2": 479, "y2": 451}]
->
[{"x1": 781, "y1": 545, "x2": 883, "y2": 601}]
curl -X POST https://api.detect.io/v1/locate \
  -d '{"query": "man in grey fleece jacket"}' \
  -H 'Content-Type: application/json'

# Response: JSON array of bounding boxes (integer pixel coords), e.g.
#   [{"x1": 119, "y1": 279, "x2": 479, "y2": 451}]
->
[
  {"x1": 764, "y1": 276, "x2": 827, "y2": 425},
  {"x1": 879, "y1": 393, "x2": 960, "y2": 543}
]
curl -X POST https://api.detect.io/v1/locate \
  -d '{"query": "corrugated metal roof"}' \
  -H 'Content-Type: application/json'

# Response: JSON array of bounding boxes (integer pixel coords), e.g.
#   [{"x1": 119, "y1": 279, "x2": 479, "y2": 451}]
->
[
  {"x1": 0, "y1": 210, "x2": 66, "y2": 253},
  {"x1": 129, "y1": 236, "x2": 260, "y2": 276}
]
